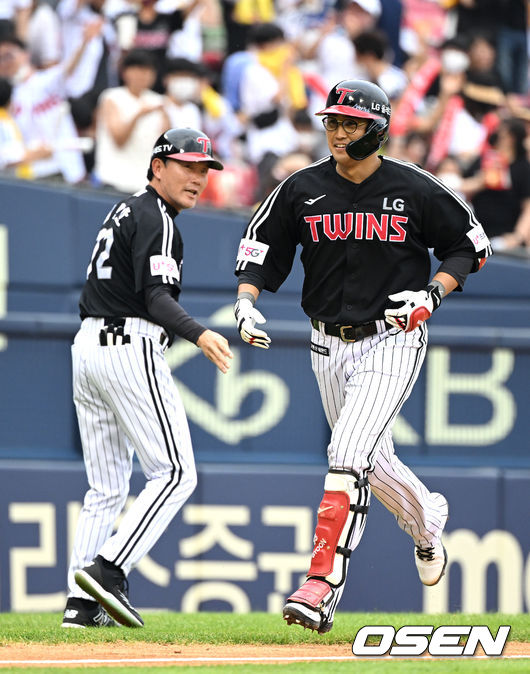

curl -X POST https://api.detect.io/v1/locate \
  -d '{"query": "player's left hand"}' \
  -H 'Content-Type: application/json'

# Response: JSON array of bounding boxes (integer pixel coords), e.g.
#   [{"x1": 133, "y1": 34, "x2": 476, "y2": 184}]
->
[
  {"x1": 197, "y1": 330, "x2": 233, "y2": 373},
  {"x1": 384, "y1": 285, "x2": 442, "y2": 332}
]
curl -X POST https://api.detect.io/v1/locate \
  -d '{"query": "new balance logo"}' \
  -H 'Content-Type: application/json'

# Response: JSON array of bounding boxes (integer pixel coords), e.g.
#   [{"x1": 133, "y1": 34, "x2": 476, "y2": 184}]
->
[
  {"x1": 64, "y1": 609, "x2": 78, "y2": 619},
  {"x1": 305, "y1": 195, "x2": 326, "y2": 205}
]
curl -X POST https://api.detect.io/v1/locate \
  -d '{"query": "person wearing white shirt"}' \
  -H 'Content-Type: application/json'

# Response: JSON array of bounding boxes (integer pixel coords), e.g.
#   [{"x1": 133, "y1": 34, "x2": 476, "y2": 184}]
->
[
  {"x1": 0, "y1": 33, "x2": 92, "y2": 183},
  {"x1": 93, "y1": 48, "x2": 169, "y2": 193}
]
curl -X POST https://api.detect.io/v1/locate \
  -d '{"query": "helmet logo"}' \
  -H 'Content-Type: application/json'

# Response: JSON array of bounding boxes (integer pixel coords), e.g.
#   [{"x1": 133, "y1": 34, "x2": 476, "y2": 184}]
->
[
  {"x1": 197, "y1": 136, "x2": 209, "y2": 153},
  {"x1": 336, "y1": 86, "x2": 356, "y2": 104}
]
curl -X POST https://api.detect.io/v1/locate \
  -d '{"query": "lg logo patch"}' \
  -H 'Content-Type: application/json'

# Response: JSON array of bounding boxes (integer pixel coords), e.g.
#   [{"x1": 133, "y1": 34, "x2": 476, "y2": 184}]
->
[{"x1": 351, "y1": 625, "x2": 511, "y2": 657}]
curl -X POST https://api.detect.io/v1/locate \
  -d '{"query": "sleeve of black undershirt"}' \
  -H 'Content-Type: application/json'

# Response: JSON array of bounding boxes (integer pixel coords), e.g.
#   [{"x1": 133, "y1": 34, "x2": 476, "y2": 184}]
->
[
  {"x1": 435, "y1": 256, "x2": 475, "y2": 290},
  {"x1": 145, "y1": 285, "x2": 207, "y2": 344},
  {"x1": 237, "y1": 270, "x2": 266, "y2": 293}
]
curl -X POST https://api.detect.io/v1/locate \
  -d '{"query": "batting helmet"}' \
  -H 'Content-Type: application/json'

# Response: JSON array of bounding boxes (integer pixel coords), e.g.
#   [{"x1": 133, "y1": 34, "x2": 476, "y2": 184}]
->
[
  {"x1": 151, "y1": 128, "x2": 224, "y2": 170},
  {"x1": 316, "y1": 80, "x2": 391, "y2": 160}
]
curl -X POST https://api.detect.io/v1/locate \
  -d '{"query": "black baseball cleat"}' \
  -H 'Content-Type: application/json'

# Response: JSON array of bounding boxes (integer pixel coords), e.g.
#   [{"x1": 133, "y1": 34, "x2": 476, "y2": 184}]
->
[
  {"x1": 74, "y1": 555, "x2": 144, "y2": 627},
  {"x1": 61, "y1": 597, "x2": 117, "y2": 628}
]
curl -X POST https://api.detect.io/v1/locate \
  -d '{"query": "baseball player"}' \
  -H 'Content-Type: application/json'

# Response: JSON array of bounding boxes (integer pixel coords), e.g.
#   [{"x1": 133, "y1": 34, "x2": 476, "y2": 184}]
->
[
  {"x1": 234, "y1": 80, "x2": 491, "y2": 633},
  {"x1": 61, "y1": 128, "x2": 232, "y2": 628}
]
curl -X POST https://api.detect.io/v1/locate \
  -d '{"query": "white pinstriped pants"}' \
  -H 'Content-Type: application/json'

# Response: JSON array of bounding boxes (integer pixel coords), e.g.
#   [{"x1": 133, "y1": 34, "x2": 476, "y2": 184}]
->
[
  {"x1": 310, "y1": 321, "x2": 448, "y2": 549},
  {"x1": 67, "y1": 318, "x2": 197, "y2": 599}
]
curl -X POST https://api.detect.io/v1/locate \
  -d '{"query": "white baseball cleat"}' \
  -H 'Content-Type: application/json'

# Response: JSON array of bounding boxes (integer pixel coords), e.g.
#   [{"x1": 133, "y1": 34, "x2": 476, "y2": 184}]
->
[{"x1": 415, "y1": 542, "x2": 448, "y2": 586}]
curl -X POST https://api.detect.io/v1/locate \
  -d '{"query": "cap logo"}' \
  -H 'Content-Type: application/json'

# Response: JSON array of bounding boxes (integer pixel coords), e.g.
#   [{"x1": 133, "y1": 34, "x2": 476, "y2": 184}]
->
[
  {"x1": 154, "y1": 143, "x2": 173, "y2": 154},
  {"x1": 336, "y1": 87, "x2": 356, "y2": 104},
  {"x1": 196, "y1": 136, "x2": 209, "y2": 153}
]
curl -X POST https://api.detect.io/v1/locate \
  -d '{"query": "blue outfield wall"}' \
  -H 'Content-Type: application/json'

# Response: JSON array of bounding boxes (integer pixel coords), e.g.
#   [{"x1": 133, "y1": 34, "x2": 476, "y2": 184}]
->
[
  {"x1": 0, "y1": 177, "x2": 529, "y2": 466},
  {"x1": 1, "y1": 461, "x2": 529, "y2": 615},
  {"x1": 0, "y1": 179, "x2": 529, "y2": 616}
]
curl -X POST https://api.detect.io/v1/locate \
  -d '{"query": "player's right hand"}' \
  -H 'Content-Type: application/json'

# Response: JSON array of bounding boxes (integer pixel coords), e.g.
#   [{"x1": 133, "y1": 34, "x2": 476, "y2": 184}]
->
[
  {"x1": 197, "y1": 330, "x2": 233, "y2": 373},
  {"x1": 234, "y1": 297, "x2": 271, "y2": 349}
]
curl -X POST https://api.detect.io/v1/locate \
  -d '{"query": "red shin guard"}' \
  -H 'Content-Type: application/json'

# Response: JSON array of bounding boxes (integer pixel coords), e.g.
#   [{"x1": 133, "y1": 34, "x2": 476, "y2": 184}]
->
[{"x1": 308, "y1": 491, "x2": 350, "y2": 577}]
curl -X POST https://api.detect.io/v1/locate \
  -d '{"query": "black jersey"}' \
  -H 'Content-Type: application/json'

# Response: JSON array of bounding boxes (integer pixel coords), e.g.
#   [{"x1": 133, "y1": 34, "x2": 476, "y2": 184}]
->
[
  {"x1": 80, "y1": 185, "x2": 183, "y2": 322},
  {"x1": 235, "y1": 155, "x2": 492, "y2": 324}
]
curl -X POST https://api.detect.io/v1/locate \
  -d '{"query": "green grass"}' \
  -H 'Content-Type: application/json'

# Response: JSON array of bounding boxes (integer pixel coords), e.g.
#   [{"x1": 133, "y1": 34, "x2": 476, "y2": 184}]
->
[
  {"x1": 0, "y1": 612, "x2": 527, "y2": 673},
  {"x1": 0, "y1": 663, "x2": 529, "y2": 674},
  {"x1": 0, "y1": 611, "x2": 528, "y2": 644}
]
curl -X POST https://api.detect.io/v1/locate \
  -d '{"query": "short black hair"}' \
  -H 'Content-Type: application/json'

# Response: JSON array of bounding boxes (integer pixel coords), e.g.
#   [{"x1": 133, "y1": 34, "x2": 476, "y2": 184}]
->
[
  {"x1": 147, "y1": 156, "x2": 167, "y2": 181},
  {"x1": 247, "y1": 23, "x2": 285, "y2": 47},
  {"x1": 353, "y1": 30, "x2": 389, "y2": 60},
  {"x1": 0, "y1": 76, "x2": 12, "y2": 107},
  {"x1": 120, "y1": 48, "x2": 158, "y2": 71},
  {"x1": 165, "y1": 57, "x2": 202, "y2": 76},
  {"x1": 0, "y1": 35, "x2": 26, "y2": 50}
]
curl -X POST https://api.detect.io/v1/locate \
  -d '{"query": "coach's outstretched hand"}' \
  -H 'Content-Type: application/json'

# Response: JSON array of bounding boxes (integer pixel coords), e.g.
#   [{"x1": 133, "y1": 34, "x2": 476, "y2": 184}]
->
[
  {"x1": 197, "y1": 330, "x2": 233, "y2": 373},
  {"x1": 234, "y1": 297, "x2": 271, "y2": 349}
]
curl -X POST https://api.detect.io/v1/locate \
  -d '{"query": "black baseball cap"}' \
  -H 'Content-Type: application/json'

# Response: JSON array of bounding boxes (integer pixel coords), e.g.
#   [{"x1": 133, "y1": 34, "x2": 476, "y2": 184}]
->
[{"x1": 151, "y1": 128, "x2": 224, "y2": 170}]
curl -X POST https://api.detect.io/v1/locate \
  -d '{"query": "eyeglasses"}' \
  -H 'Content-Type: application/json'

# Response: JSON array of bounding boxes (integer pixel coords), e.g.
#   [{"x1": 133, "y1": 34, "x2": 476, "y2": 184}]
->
[{"x1": 322, "y1": 117, "x2": 365, "y2": 134}]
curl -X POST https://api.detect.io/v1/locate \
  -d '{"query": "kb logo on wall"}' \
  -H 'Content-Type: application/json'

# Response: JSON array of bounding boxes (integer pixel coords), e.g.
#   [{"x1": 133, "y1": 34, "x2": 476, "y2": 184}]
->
[
  {"x1": 351, "y1": 625, "x2": 511, "y2": 657},
  {"x1": 166, "y1": 305, "x2": 289, "y2": 444}
]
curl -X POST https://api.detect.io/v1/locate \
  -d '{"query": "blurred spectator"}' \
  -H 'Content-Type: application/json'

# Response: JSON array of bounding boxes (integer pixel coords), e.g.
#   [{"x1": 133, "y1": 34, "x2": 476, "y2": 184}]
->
[
  {"x1": 389, "y1": 37, "x2": 468, "y2": 158},
  {"x1": 237, "y1": 22, "x2": 299, "y2": 195},
  {"x1": 219, "y1": 0, "x2": 275, "y2": 55},
  {"x1": 195, "y1": 61, "x2": 243, "y2": 160},
  {"x1": 463, "y1": 117, "x2": 530, "y2": 251},
  {"x1": 465, "y1": 32, "x2": 504, "y2": 90},
  {"x1": 27, "y1": 0, "x2": 61, "y2": 69},
  {"x1": 116, "y1": 0, "x2": 205, "y2": 93},
  {"x1": 352, "y1": 28, "x2": 408, "y2": 101},
  {"x1": 0, "y1": 0, "x2": 31, "y2": 41},
  {"x1": 376, "y1": 0, "x2": 404, "y2": 66},
  {"x1": 496, "y1": 0, "x2": 528, "y2": 94},
  {"x1": 220, "y1": 41, "x2": 253, "y2": 113},
  {"x1": 0, "y1": 74, "x2": 52, "y2": 176},
  {"x1": 164, "y1": 56, "x2": 243, "y2": 160},
  {"x1": 425, "y1": 75, "x2": 504, "y2": 172},
  {"x1": 392, "y1": 129, "x2": 429, "y2": 166},
  {"x1": 447, "y1": 0, "x2": 497, "y2": 44},
  {"x1": 446, "y1": 0, "x2": 528, "y2": 95},
  {"x1": 57, "y1": 0, "x2": 119, "y2": 133},
  {"x1": 263, "y1": 149, "x2": 313, "y2": 197},
  {"x1": 166, "y1": 0, "x2": 204, "y2": 63},
  {"x1": 291, "y1": 107, "x2": 328, "y2": 160},
  {"x1": 434, "y1": 154, "x2": 466, "y2": 200},
  {"x1": 163, "y1": 56, "x2": 202, "y2": 128},
  {"x1": 297, "y1": 0, "x2": 380, "y2": 88},
  {"x1": 93, "y1": 48, "x2": 169, "y2": 192},
  {"x1": 255, "y1": 21, "x2": 307, "y2": 113},
  {"x1": 275, "y1": 0, "x2": 335, "y2": 42},
  {"x1": 0, "y1": 34, "x2": 89, "y2": 183}
]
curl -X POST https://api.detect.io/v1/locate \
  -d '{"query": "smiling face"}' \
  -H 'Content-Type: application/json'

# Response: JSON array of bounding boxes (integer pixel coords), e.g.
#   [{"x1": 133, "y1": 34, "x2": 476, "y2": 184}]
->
[
  {"x1": 324, "y1": 114, "x2": 369, "y2": 164},
  {"x1": 151, "y1": 158, "x2": 209, "y2": 211}
]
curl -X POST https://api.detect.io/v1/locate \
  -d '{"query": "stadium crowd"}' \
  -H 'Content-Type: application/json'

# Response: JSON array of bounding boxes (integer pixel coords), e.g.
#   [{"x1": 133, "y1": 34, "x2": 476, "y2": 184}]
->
[{"x1": 0, "y1": 0, "x2": 528, "y2": 253}]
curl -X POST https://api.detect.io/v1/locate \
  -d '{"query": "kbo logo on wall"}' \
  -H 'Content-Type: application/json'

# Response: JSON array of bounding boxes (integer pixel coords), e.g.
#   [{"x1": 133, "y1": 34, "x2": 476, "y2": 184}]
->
[{"x1": 351, "y1": 625, "x2": 511, "y2": 657}]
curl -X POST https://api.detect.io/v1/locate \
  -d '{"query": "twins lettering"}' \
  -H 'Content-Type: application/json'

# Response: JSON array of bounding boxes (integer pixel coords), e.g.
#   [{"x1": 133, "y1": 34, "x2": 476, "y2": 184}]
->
[{"x1": 305, "y1": 213, "x2": 407, "y2": 243}]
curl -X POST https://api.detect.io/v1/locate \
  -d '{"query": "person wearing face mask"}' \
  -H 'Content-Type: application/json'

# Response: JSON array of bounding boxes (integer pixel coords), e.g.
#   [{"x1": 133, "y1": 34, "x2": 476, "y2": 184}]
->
[
  {"x1": 163, "y1": 57, "x2": 202, "y2": 129},
  {"x1": 93, "y1": 48, "x2": 169, "y2": 192}
]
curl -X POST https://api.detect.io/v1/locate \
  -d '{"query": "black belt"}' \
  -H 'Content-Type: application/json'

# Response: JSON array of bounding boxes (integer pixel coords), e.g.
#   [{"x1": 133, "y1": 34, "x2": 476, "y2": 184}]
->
[
  {"x1": 311, "y1": 318, "x2": 382, "y2": 342},
  {"x1": 102, "y1": 317, "x2": 168, "y2": 347}
]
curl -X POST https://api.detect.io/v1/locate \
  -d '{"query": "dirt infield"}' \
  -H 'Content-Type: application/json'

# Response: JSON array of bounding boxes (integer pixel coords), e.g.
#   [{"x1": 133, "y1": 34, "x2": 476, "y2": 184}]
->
[{"x1": 0, "y1": 642, "x2": 529, "y2": 666}]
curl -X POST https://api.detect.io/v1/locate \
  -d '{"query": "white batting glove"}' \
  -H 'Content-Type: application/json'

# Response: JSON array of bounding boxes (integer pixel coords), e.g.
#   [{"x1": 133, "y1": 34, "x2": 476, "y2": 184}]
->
[
  {"x1": 234, "y1": 297, "x2": 271, "y2": 349},
  {"x1": 384, "y1": 284, "x2": 443, "y2": 332}
]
